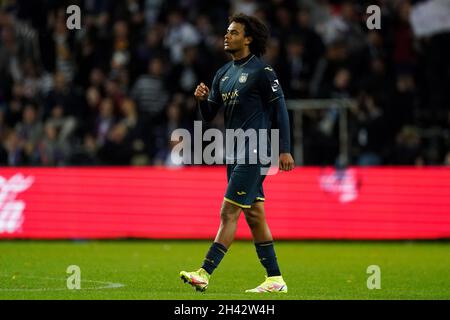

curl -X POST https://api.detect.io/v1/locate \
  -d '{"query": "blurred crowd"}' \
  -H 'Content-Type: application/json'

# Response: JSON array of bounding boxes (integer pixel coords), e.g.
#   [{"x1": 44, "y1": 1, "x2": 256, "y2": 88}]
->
[{"x1": 0, "y1": 0, "x2": 449, "y2": 167}]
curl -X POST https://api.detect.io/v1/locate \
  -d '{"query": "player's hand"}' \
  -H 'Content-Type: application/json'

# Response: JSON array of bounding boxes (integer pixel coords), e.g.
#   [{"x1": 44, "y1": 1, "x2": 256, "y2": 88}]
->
[
  {"x1": 194, "y1": 82, "x2": 209, "y2": 101},
  {"x1": 279, "y1": 153, "x2": 294, "y2": 171}
]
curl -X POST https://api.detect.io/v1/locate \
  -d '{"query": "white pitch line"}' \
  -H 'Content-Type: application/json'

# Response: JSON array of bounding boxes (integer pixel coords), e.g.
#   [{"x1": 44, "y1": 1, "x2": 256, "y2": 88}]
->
[{"x1": 0, "y1": 274, "x2": 125, "y2": 292}]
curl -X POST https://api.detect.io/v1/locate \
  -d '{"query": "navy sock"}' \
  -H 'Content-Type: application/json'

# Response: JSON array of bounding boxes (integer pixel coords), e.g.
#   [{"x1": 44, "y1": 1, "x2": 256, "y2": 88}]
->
[
  {"x1": 255, "y1": 241, "x2": 281, "y2": 277},
  {"x1": 201, "y1": 242, "x2": 228, "y2": 275}
]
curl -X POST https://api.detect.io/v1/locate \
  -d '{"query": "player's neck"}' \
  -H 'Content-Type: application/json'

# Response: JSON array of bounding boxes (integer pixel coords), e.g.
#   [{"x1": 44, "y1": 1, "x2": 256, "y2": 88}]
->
[{"x1": 231, "y1": 48, "x2": 251, "y2": 61}]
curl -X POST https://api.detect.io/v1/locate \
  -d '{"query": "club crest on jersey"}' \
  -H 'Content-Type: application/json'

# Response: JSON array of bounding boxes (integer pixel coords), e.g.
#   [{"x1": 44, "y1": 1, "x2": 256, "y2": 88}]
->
[
  {"x1": 271, "y1": 79, "x2": 280, "y2": 92},
  {"x1": 239, "y1": 73, "x2": 248, "y2": 83}
]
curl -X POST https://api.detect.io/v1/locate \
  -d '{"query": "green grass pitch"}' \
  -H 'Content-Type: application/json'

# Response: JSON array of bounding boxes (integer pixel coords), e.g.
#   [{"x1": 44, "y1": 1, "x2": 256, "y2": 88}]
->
[{"x1": 1, "y1": 240, "x2": 449, "y2": 300}]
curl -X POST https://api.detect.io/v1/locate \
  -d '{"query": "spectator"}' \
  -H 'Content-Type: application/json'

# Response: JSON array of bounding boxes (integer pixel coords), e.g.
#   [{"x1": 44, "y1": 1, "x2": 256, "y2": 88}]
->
[
  {"x1": 37, "y1": 122, "x2": 70, "y2": 166},
  {"x1": 164, "y1": 9, "x2": 201, "y2": 64},
  {"x1": 231, "y1": 0, "x2": 259, "y2": 16},
  {"x1": 293, "y1": 7, "x2": 324, "y2": 67},
  {"x1": 118, "y1": 98, "x2": 148, "y2": 165},
  {"x1": 45, "y1": 71, "x2": 84, "y2": 119},
  {"x1": 45, "y1": 104, "x2": 77, "y2": 145},
  {"x1": 134, "y1": 24, "x2": 168, "y2": 78},
  {"x1": 4, "y1": 83, "x2": 25, "y2": 129},
  {"x1": 153, "y1": 100, "x2": 190, "y2": 165},
  {"x1": 15, "y1": 103, "x2": 42, "y2": 148},
  {"x1": 350, "y1": 94, "x2": 385, "y2": 166},
  {"x1": 14, "y1": 103, "x2": 42, "y2": 164},
  {"x1": 168, "y1": 46, "x2": 205, "y2": 95},
  {"x1": 110, "y1": 20, "x2": 133, "y2": 73},
  {"x1": 95, "y1": 97, "x2": 116, "y2": 147},
  {"x1": 98, "y1": 123, "x2": 133, "y2": 165},
  {"x1": 310, "y1": 40, "x2": 349, "y2": 98},
  {"x1": 131, "y1": 56, "x2": 168, "y2": 123},
  {"x1": 49, "y1": 9, "x2": 76, "y2": 82},
  {"x1": 281, "y1": 36, "x2": 315, "y2": 99},
  {"x1": 391, "y1": 126, "x2": 423, "y2": 165},
  {"x1": 3, "y1": 131, "x2": 26, "y2": 166}
]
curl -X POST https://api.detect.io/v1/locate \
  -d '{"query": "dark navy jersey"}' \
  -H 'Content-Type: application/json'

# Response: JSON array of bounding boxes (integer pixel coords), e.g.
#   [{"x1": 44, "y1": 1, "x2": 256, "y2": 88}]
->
[{"x1": 200, "y1": 54, "x2": 290, "y2": 162}]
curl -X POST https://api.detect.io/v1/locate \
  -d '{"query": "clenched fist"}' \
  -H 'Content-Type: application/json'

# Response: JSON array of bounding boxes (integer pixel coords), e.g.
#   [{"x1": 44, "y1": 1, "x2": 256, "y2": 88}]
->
[{"x1": 194, "y1": 82, "x2": 209, "y2": 101}]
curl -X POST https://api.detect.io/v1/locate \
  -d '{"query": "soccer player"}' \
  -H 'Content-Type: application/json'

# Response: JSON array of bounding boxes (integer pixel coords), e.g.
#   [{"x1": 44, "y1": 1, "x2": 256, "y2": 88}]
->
[{"x1": 180, "y1": 13, "x2": 294, "y2": 293}]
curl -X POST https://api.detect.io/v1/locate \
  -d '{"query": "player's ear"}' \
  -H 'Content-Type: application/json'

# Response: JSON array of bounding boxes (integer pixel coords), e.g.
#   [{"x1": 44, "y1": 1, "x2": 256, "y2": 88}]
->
[{"x1": 244, "y1": 36, "x2": 252, "y2": 46}]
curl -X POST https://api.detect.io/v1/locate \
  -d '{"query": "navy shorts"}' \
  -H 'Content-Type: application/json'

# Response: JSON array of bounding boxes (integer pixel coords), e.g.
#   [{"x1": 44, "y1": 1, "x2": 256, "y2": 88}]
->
[{"x1": 224, "y1": 163, "x2": 268, "y2": 209}]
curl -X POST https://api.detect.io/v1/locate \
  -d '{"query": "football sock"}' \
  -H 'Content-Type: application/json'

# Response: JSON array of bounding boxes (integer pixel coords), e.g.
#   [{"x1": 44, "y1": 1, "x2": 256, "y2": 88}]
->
[
  {"x1": 255, "y1": 241, "x2": 281, "y2": 277},
  {"x1": 201, "y1": 242, "x2": 228, "y2": 275}
]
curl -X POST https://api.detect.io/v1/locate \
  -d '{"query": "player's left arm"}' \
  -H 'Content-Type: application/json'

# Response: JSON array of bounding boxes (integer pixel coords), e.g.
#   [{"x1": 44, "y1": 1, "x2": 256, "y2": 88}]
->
[
  {"x1": 259, "y1": 66, "x2": 295, "y2": 171},
  {"x1": 260, "y1": 66, "x2": 294, "y2": 171},
  {"x1": 272, "y1": 96, "x2": 295, "y2": 171}
]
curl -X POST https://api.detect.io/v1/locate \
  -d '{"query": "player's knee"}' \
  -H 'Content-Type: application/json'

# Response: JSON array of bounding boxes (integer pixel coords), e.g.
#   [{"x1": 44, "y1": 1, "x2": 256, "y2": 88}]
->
[
  {"x1": 244, "y1": 209, "x2": 260, "y2": 228},
  {"x1": 220, "y1": 203, "x2": 240, "y2": 223},
  {"x1": 220, "y1": 210, "x2": 239, "y2": 223}
]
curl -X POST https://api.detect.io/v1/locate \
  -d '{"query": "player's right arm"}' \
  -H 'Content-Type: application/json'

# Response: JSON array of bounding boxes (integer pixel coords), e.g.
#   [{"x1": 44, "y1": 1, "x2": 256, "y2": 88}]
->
[
  {"x1": 195, "y1": 82, "x2": 221, "y2": 121},
  {"x1": 195, "y1": 70, "x2": 223, "y2": 122}
]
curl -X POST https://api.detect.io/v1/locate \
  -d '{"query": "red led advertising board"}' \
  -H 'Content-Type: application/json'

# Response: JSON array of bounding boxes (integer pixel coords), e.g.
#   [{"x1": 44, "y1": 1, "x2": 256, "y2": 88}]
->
[{"x1": 0, "y1": 167, "x2": 449, "y2": 240}]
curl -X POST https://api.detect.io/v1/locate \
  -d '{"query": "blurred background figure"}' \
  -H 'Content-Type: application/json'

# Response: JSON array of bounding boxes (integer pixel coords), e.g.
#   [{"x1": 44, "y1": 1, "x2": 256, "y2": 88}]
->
[{"x1": 0, "y1": 0, "x2": 448, "y2": 167}]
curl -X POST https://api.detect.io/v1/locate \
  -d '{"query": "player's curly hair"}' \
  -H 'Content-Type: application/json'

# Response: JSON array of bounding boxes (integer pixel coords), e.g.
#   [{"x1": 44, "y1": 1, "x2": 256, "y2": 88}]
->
[{"x1": 229, "y1": 13, "x2": 269, "y2": 57}]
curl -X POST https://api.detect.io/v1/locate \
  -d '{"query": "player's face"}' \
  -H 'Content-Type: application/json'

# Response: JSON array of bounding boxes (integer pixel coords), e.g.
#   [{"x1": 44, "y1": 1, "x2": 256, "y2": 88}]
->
[{"x1": 224, "y1": 22, "x2": 251, "y2": 54}]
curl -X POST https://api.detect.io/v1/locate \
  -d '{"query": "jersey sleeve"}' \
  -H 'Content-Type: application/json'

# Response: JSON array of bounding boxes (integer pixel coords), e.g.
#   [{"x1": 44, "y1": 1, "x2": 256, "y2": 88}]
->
[
  {"x1": 259, "y1": 65, "x2": 291, "y2": 153},
  {"x1": 207, "y1": 70, "x2": 222, "y2": 106},
  {"x1": 258, "y1": 65, "x2": 284, "y2": 104},
  {"x1": 198, "y1": 70, "x2": 222, "y2": 122}
]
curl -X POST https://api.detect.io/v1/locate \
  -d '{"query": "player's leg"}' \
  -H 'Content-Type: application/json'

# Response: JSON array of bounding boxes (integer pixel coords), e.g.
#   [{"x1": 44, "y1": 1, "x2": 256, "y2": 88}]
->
[
  {"x1": 198, "y1": 200, "x2": 241, "y2": 278},
  {"x1": 214, "y1": 163, "x2": 258, "y2": 249},
  {"x1": 213, "y1": 199, "x2": 243, "y2": 248},
  {"x1": 244, "y1": 201, "x2": 281, "y2": 276},
  {"x1": 179, "y1": 200, "x2": 243, "y2": 292},
  {"x1": 243, "y1": 201, "x2": 288, "y2": 293},
  {"x1": 180, "y1": 165, "x2": 247, "y2": 292},
  {"x1": 243, "y1": 201, "x2": 272, "y2": 243},
  {"x1": 198, "y1": 171, "x2": 248, "y2": 278}
]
